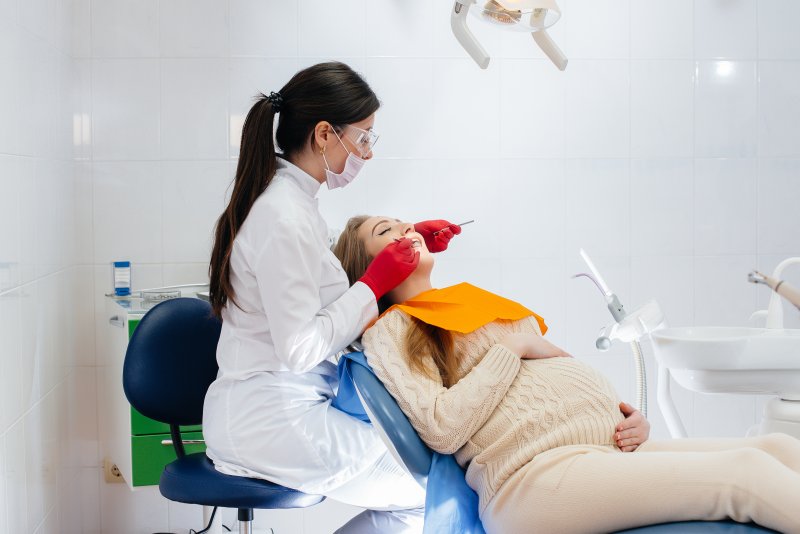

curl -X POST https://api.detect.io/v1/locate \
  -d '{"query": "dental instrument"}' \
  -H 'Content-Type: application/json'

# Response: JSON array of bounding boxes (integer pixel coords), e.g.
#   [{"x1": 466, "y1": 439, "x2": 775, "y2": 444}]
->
[
  {"x1": 573, "y1": 249, "x2": 667, "y2": 419},
  {"x1": 105, "y1": 282, "x2": 210, "y2": 299},
  {"x1": 433, "y1": 219, "x2": 475, "y2": 236},
  {"x1": 450, "y1": 0, "x2": 567, "y2": 70},
  {"x1": 748, "y1": 266, "x2": 800, "y2": 316}
]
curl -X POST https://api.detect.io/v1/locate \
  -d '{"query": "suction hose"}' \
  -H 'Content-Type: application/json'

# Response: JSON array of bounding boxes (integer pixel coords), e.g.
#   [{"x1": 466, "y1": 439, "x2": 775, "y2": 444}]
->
[{"x1": 630, "y1": 340, "x2": 647, "y2": 417}]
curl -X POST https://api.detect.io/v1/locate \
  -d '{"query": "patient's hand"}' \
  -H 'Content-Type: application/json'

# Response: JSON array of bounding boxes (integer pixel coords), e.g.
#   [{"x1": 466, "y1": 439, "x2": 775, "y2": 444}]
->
[
  {"x1": 499, "y1": 333, "x2": 572, "y2": 360},
  {"x1": 616, "y1": 401, "x2": 650, "y2": 452}
]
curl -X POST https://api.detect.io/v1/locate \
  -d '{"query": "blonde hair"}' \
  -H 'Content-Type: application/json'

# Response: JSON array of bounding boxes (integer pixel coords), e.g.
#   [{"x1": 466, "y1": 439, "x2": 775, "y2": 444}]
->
[{"x1": 334, "y1": 216, "x2": 459, "y2": 387}]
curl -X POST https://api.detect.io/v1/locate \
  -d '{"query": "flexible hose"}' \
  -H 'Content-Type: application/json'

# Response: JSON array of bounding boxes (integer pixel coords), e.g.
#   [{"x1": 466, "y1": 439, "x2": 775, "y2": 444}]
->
[{"x1": 630, "y1": 340, "x2": 647, "y2": 417}]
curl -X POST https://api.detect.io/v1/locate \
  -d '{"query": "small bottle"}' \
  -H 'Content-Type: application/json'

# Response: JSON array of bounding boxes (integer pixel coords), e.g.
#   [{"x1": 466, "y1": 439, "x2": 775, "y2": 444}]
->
[{"x1": 113, "y1": 261, "x2": 132, "y2": 296}]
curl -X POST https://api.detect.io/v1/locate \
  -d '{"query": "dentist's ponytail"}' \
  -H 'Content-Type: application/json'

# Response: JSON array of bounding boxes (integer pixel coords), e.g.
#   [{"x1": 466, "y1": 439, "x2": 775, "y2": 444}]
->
[
  {"x1": 209, "y1": 94, "x2": 277, "y2": 317},
  {"x1": 209, "y1": 62, "x2": 380, "y2": 318}
]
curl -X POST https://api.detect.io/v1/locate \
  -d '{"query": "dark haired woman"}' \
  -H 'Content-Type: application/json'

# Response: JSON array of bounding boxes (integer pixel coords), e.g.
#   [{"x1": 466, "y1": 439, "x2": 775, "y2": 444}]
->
[{"x1": 203, "y1": 62, "x2": 460, "y2": 532}]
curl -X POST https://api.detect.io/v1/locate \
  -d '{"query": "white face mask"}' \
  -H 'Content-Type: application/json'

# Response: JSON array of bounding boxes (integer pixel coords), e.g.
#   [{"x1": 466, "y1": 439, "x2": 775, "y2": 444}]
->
[{"x1": 322, "y1": 129, "x2": 366, "y2": 190}]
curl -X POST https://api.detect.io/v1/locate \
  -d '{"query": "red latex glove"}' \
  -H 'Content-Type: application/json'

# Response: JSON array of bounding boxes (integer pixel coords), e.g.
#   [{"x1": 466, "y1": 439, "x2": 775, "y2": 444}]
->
[
  {"x1": 358, "y1": 238, "x2": 420, "y2": 300},
  {"x1": 413, "y1": 219, "x2": 462, "y2": 253}
]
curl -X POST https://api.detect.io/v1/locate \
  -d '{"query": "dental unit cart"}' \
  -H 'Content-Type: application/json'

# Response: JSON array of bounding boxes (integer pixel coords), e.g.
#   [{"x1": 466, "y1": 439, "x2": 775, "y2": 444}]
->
[{"x1": 99, "y1": 284, "x2": 210, "y2": 489}]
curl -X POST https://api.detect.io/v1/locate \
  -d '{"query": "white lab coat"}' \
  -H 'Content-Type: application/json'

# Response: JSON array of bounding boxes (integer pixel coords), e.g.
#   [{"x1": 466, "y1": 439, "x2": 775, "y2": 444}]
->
[{"x1": 202, "y1": 158, "x2": 386, "y2": 494}]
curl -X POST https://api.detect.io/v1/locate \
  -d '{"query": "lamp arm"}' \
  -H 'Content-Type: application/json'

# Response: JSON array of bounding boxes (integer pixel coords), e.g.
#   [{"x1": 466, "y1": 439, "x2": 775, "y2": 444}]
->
[
  {"x1": 451, "y1": 1, "x2": 491, "y2": 69},
  {"x1": 532, "y1": 29, "x2": 568, "y2": 70}
]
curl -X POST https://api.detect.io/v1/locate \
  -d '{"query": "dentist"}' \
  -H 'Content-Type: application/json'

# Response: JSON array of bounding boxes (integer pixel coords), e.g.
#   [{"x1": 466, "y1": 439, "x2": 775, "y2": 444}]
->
[{"x1": 204, "y1": 62, "x2": 458, "y2": 533}]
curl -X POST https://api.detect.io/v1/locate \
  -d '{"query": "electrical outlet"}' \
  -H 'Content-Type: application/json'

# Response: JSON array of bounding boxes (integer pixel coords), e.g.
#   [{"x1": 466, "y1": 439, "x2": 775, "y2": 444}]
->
[{"x1": 103, "y1": 457, "x2": 124, "y2": 483}]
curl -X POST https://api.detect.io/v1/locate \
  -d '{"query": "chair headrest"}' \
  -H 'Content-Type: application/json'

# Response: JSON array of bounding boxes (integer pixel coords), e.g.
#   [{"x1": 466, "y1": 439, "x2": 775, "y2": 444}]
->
[{"x1": 122, "y1": 298, "x2": 221, "y2": 426}]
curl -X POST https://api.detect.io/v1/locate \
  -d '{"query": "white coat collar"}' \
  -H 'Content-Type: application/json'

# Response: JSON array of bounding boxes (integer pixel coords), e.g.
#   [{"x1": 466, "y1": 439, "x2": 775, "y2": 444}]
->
[{"x1": 276, "y1": 157, "x2": 323, "y2": 198}]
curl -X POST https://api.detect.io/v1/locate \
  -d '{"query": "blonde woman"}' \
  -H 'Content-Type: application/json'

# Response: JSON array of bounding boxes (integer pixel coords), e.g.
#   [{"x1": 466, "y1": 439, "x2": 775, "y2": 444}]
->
[{"x1": 334, "y1": 214, "x2": 800, "y2": 534}]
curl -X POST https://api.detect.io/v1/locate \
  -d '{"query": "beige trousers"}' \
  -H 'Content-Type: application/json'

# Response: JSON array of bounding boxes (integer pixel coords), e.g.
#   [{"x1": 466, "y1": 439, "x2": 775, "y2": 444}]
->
[{"x1": 481, "y1": 433, "x2": 800, "y2": 534}]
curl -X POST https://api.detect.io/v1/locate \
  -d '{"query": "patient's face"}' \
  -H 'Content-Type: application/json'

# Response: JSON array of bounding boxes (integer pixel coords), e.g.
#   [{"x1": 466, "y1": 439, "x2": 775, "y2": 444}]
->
[{"x1": 358, "y1": 216, "x2": 432, "y2": 264}]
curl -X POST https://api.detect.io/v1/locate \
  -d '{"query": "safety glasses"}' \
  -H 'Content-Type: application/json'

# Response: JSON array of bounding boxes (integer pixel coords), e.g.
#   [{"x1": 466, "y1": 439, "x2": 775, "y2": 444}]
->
[{"x1": 340, "y1": 124, "x2": 379, "y2": 158}]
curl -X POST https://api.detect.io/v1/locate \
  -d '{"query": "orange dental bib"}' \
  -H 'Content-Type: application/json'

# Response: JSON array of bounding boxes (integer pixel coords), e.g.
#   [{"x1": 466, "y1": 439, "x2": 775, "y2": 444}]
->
[{"x1": 384, "y1": 282, "x2": 547, "y2": 335}]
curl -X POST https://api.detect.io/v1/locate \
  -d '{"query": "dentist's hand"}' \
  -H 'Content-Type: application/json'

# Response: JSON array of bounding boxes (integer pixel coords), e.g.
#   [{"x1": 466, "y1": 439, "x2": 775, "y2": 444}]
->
[
  {"x1": 414, "y1": 219, "x2": 462, "y2": 253},
  {"x1": 358, "y1": 238, "x2": 420, "y2": 300},
  {"x1": 616, "y1": 401, "x2": 650, "y2": 452}
]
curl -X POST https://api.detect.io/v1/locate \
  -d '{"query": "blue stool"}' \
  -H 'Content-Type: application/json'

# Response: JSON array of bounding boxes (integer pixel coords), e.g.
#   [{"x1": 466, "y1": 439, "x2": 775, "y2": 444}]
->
[
  {"x1": 347, "y1": 355, "x2": 777, "y2": 534},
  {"x1": 123, "y1": 298, "x2": 324, "y2": 533}
]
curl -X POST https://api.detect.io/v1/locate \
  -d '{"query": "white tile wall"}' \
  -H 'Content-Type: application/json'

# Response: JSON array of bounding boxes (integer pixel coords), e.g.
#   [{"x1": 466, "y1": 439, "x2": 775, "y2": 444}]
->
[
  {"x1": 91, "y1": 59, "x2": 160, "y2": 160},
  {"x1": 564, "y1": 158, "x2": 631, "y2": 257},
  {"x1": 630, "y1": 159, "x2": 693, "y2": 256},
  {"x1": 694, "y1": 0, "x2": 757, "y2": 60},
  {"x1": 161, "y1": 160, "x2": 232, "y2": 263},
  {"x1": 496, "y1": 159, "x2": 567, "y2": 259},
  {"x1": 159, "y1": 0, "x2": 228, "y2": 58},
  {"x1": 90, "y1": 0, "x2": 158, "y2": 58},
  {"x1": 1, "y1": 3, "x2": 100, "y2": 533},
  {"x1": 758, "y1": 0, "x2": 800, "y2": 60},
  {"x1": 564, "y1": 60, "x2": 630, "y2": 158},
  {"x1": 366, "y1": 0, "x2": 434, "y2": 59},
  {"x1": 3, "y1": 0, "x2": 800, "y2": 532},
  {"x1": 758, "y1": 61, "x2": 800, "y2": 157},
  {"x1": 694, "y1": 61, "x2": 757, "y2": 157},
  {"x1": 630, "y1": 61, "x2": 694, "y2": 157},
  {"x1": 298, "y1": 0, "x2": 366, "y2": 59},
  {"x1": 499, "y1": 59, "x2": 566, "y2": 158},
  {"x1": 0, "y1": 19, "x2": 21, "y2": 156},
  {"x1": 229, "y1": 58, "x2": 299, "y2": 157},
  {"x1": 93, "y1": 161, "x2": 163, "y2": 263},
  {"x1": 630, "y1": 0, "x2": 693, "y2": 60},
  {"x1": 432, "y1": 59, "x2": 501, "y2": 158},
  {"x1": 19, "y1": 0, "x2": 57, "y2": 53},
  {"x1": 694, "y1": 255, "x2": 758, "y2": 327},
  {"x1": 71, "y1": 0, "x2": 91, "y2": 59},
  {"x1": 0, "y1": 434, "x2": 7, "y2": 532},
  {"x1": 0, "y1": 288, "x2": 22, "y2": 434},
  {"x1": 160, "y1": 59, "x2": 229, "y2": 159},
  {"x1": 757, "y1": 158, "x2": 800, "y2": 255},
  {"x1": 694, "y1": 158, "x2": 757, "y2": 255},
  {"x1": 0, "y1": 156, "x2": 21, "y2": 292},
  {"x1": 5, "y1": 421, "x2": 29, "y2": 532},
  {"x1": 363, "y1": 58, "x2": 436, "y2": 159},
  {"x1": 563, "y1": 0, "x2": 630, "y2": 60},
  {"x1": 230, "y1": 0, "x2": 299, "y2": 58}
]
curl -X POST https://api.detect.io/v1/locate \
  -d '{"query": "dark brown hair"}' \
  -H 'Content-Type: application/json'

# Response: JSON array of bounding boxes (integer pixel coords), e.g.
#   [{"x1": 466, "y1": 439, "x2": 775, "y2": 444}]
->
[
  {"x1": 209, "y1": 62, "x2": 380, "y2": 317},
  {"x1": 334, "y1": 216, "x2": 459, "y2": 387}
]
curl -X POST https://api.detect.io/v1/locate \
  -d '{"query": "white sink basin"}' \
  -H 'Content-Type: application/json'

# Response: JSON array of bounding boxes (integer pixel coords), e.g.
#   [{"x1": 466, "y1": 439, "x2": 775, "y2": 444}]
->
[{"x1": 651, "y1": 327, "x2": 800, "y2": 399}]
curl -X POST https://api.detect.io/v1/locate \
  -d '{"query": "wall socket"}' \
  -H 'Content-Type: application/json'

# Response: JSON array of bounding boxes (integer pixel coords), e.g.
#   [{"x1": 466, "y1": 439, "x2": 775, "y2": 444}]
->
[{"x1": 103, "y1": 458, "x2": 125, "y2": 483}]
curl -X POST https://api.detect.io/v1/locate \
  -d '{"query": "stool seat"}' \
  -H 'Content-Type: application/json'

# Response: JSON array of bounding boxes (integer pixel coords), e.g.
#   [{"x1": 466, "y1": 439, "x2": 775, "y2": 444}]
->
[
  {"x1": 160, "y1": 453, "x2": 325, "y2": 510},
  {"x1": 617, "y1": 520, "x2": 778, "y2": 533},
  {"x1": 123, "y1": 298, "x2": 324, "y2": 533}
]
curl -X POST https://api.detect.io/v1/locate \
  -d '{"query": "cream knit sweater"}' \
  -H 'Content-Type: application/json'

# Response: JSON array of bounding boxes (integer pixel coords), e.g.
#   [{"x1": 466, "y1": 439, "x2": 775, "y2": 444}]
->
[{"x1": 361, "y1": 310, "x2": 625, "y2": 512}]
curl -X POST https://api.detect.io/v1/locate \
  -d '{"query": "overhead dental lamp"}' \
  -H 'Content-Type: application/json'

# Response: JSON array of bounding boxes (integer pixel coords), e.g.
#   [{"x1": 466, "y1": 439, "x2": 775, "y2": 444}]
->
[{"x1": 451, "y1": 0, "x2": 568, "y2": 70}]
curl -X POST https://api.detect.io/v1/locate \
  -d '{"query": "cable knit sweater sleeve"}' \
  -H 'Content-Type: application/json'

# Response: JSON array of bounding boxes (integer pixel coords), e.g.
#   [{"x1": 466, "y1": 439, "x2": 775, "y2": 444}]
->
[{"x1": 361, "y1": 310, "x2": 522, "y2": 455}]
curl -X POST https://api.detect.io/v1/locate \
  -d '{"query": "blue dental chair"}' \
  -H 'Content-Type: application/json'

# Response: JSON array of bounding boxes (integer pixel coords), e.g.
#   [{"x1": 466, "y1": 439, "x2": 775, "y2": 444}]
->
[
  {"x1": 345, "y1": 352, "x2": 777, "y2": 534},
  {"x1": 123, "y1": 298, "x2": 324, "y2": 534}
]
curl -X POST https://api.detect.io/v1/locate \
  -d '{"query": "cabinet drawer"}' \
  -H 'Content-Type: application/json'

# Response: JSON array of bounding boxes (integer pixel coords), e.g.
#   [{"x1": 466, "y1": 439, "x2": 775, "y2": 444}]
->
[
  {"x1": 131, "y1": 407, "x2": 202, "y2": 435},
  {"x1": 131, "y1": 431, "x2": 206, "y2": 487}
]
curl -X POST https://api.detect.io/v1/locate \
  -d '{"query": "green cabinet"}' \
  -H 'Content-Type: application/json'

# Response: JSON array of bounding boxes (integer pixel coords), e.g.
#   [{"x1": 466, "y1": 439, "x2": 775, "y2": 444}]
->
[
  {"x1": 127, "y1": 316, "x2": 206, "y2": 486},
  {"x1": 101, "y1": 291, "x2": 209, "y2": 489},
  {"x1": 131, "y1": 431, "x2": 206, "y2": 486}
]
